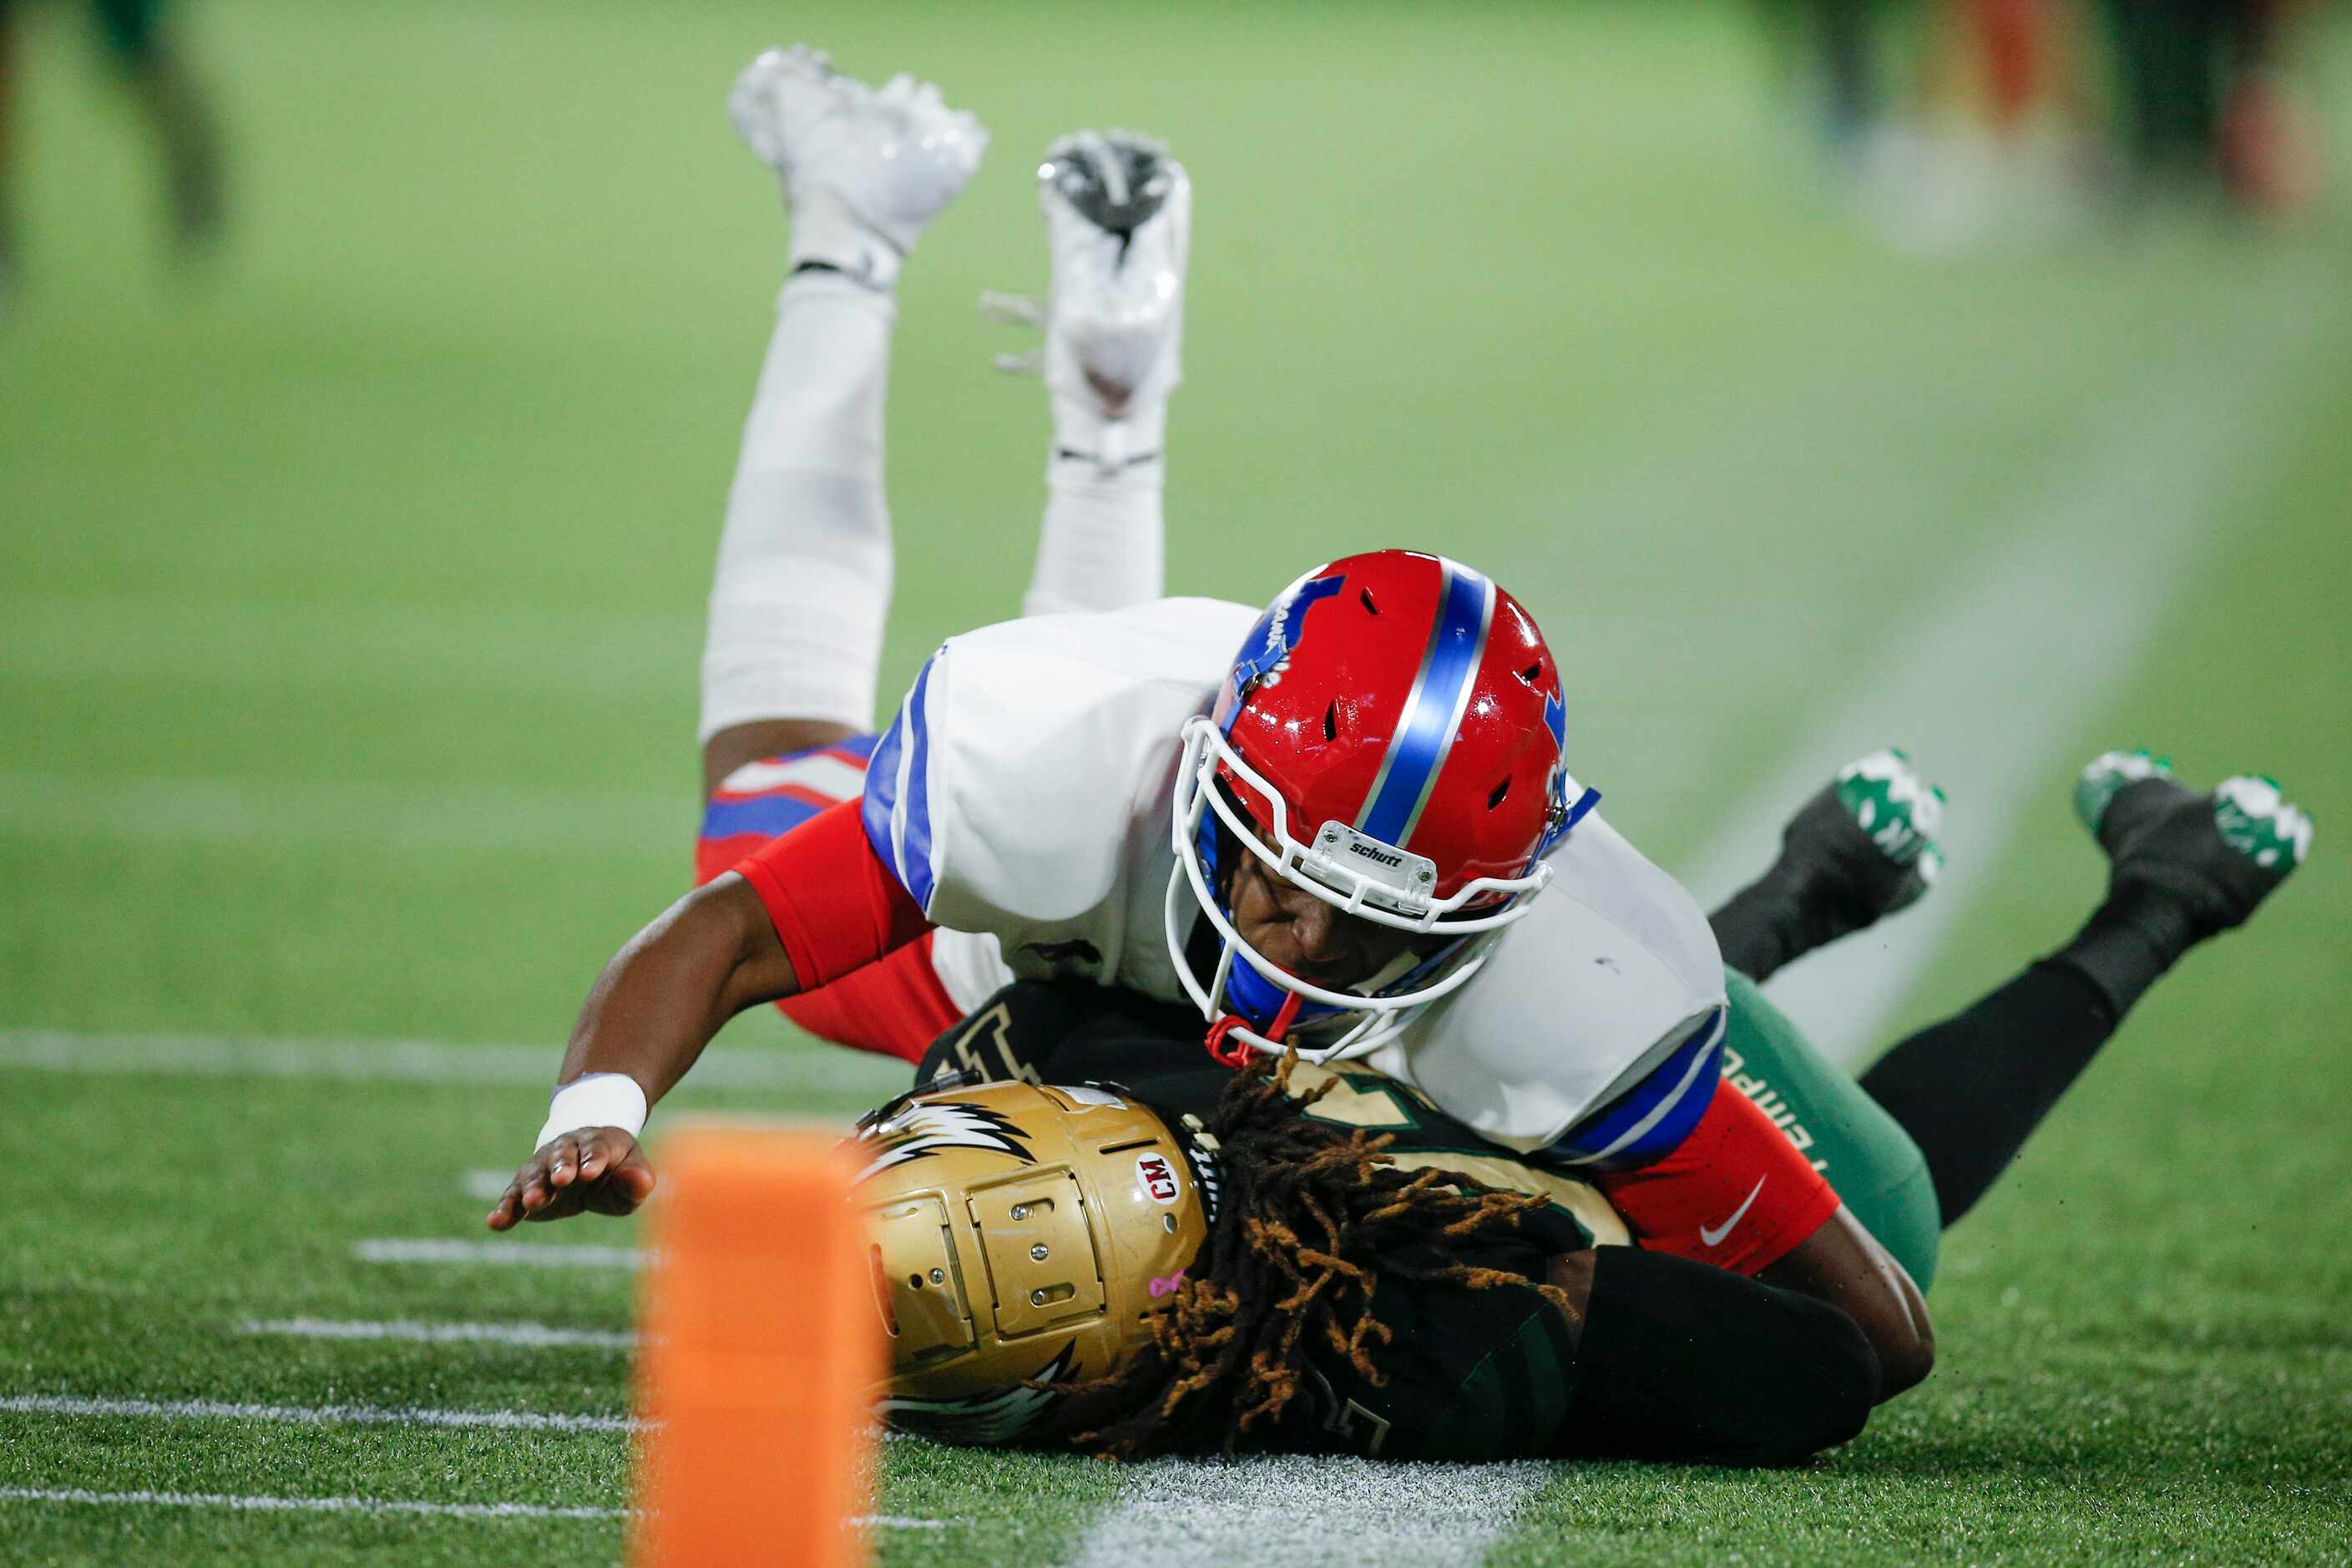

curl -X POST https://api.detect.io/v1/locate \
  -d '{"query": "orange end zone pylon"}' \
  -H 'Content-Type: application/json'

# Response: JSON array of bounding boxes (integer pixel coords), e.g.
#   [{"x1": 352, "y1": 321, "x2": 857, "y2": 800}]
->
[{"x1": 633, "y1": 1127, "x2": 881, "y2": 1568}]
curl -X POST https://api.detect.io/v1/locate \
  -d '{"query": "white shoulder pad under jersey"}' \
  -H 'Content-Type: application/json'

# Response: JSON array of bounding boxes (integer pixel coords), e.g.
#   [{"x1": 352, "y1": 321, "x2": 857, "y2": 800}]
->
[
  {"x1": 1362, "y1": 801, "x2": 1727, "y2": 1156},
  {"x1": 862, "y1": 597, "x2": 1260, "y2": 994}
]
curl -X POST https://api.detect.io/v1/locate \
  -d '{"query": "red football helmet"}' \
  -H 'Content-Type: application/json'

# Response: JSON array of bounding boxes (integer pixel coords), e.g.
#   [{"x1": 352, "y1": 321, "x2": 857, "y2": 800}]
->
[{"x1": 1164, "y1": 549, "x2": 1597, "y2": 1062}]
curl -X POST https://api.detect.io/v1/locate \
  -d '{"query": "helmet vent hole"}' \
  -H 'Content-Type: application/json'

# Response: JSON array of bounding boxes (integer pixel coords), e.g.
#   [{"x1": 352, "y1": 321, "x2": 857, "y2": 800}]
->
[
  {"x1": 1359, "y1": 588, "x2": 1379, "y2": 616},
  {"x1": 1488, "y1": 777, "x2": 1511, "y2": 809},
  {"x1": 1520, "y1": 662, "x2": 1542, "y2": 685},
  {"x1": 1323, "y1": 701, "x2": 1338, "y2": 742}
]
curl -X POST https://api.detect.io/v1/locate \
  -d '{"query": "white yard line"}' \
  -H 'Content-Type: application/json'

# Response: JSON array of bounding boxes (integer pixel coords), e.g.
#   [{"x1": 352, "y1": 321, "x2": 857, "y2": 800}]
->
[
  {"x1": 238, "y1": 1316, "x2": 637, "y2": 1350},
  {"x1": 0, "y1": 1026, "x2": 904, "y2": 1100},
  {"x1": 1677, "y1": 282, "x2": 2319, "y2": 1070},
  {"x1": 353, "y1": 1238, "x2": 647, "y2": 1270},
  {"x1": 0, "y1": 1485, "x2": 627, "y2": 1521},
  {"x1": 0, "y1": 1487, "x2": 949, "y2": 1529},
  {"x1": 1066, "y1": 1457, "x2": 1554, "y2": 1568},
  {"x1": 1, "y1": 1393, "x2": 643, "y2": 1434}
]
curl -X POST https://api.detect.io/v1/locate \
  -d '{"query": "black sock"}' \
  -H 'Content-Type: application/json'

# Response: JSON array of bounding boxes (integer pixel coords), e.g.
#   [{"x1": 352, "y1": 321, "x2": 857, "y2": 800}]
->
[
  {"x1": 2046, "y1": 882, "x2": 2203, "y2": 1022},
  {"x1": 1710, "y1": 861, "x2": 1869, "y2": 984},
  {"x1": 1858, "y1": 961, "x2": 2114, "y2": 1227},
  {"x1": 1857, "y1": 876, "x2": 2213, "y2": 1227}
]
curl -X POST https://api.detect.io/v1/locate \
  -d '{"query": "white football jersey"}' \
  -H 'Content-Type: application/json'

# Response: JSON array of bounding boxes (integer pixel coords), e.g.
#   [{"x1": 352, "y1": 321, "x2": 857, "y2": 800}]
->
[{"x1": 862, "y1": 597, "x2": 1727, "y2": 1151}]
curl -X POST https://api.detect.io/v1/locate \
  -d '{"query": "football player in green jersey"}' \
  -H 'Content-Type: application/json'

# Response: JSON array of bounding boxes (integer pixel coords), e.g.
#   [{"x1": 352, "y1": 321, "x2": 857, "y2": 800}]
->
[{"x1": 852, "y1": 746, "x2": 2307, "y2": 1464}]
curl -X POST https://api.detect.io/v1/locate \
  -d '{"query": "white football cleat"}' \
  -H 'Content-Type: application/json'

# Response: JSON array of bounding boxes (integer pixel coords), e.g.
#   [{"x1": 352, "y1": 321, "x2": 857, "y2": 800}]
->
[
  {"x1": 984, "y1": 130, "x2": 1190, "y2": 471},
  {"x1": 727, "y1": 44, "x2": 986, "y2": 289}
]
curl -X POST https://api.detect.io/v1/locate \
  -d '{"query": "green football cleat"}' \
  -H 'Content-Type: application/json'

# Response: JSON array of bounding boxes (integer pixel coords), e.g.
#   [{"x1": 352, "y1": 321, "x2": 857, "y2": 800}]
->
[
  {"x1": 1825, "y1": 747, "x2": 1949, "y2": 914},
  {"x1": 1762, "y1": 746, "x2": 1950, "y2": 932},
  {"x1": 1709, "y1": 748, "x2": 1950, "y2": 982},
  {"x1": 2076, "y1": 750, "x2": 2311, "y2": 937}
]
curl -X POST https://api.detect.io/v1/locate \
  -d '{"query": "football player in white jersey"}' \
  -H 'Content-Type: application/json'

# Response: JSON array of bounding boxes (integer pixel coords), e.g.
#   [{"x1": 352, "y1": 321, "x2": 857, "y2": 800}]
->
[
  {"x1": 484, "y1": 43, "x2": 1943, "y2": 1374},
  {"x1": 488, "y1": 47, "x2": 2315, "y2": 1399}
]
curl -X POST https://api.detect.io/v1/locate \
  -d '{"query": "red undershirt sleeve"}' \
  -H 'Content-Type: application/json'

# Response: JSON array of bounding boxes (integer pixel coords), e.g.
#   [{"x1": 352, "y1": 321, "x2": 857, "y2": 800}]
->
[
  {"x1": 731, "y1": 799, "x2": 934, "y2": 992},
  {"x1": 1594, "y1": 1076, "x2": 1843, "y2": 1277}
]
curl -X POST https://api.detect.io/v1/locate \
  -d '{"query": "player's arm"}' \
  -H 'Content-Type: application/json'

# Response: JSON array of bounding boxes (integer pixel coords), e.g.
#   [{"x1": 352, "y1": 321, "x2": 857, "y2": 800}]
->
[
  {"x1": 1583, "y1": 1070, "x2": 1935, "y2": 1399},
  {"x1": 1544, "y1": 1246, "x2": 1883, "y2": 1464},
  {"x1": 484, "y1": 873, "x2": 801, "y2": 1231},
  {"x1": 487, "y1": 800, "x2": 931, "y2": 1230}
]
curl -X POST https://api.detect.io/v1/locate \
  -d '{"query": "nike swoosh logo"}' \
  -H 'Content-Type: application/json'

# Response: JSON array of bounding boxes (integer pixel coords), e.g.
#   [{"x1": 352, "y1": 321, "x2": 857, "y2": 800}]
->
[{"x1": 1699, "y1": 1176, "x2": 1767, "y2": 1247}]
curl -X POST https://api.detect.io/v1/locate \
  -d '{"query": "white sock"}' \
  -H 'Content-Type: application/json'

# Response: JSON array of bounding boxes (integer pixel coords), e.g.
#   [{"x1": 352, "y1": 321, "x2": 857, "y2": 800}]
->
[
  {"x1": 699, "y1": 271, "x2": 897, "y2": 742},
  {"x1": 1022, "y1": 440, "x2": 1167, "y2": 620}
]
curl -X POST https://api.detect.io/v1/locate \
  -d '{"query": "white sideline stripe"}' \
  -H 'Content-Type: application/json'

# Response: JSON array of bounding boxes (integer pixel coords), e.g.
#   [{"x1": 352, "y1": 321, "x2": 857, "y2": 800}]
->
[
  {"x1": 0, "y1": 1394, "x2": 643, "y2": 1434},
  {"x1": 0, "y1": 1027, "x2": 907, "y2": 1100},
  {"x1": 354, "y1": 1239, "x2": 647, "y2": 1270},
  {"x1": 1065, "y1": 1457, "x2": 1551, "y2": 1568},
  {"x1": 239, "y1": 1317, "x2": 637, "y2": 1350},
  {"x1": 1678, "y1": 278, "x2": 2322, "y2": 1070},
  {"x1": 0, "y1": 1486, "x2": 953, "y2": 1530},
  {"x1": 0, "y1": 1485, "x2": 626, "y2": 1521}
]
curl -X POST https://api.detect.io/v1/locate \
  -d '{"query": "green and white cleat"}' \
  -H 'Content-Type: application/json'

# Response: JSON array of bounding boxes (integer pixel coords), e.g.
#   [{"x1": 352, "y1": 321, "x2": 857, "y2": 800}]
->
[
  {"x1": 1763, "y1": 747, "x2": 1949, "y2": 937},
  {"x1": 2076, "y1": 749, "x2": 2311, "y2": 935},
  {"x1": 1827, "y1": 747, "x2": 1949, "y2": 913}
]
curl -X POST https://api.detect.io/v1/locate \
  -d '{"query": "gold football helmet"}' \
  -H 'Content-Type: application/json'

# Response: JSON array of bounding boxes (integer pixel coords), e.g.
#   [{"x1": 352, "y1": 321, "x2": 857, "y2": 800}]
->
[{"x1": 849, "y1": 1078, "x2": 1212, "y2": 1444}]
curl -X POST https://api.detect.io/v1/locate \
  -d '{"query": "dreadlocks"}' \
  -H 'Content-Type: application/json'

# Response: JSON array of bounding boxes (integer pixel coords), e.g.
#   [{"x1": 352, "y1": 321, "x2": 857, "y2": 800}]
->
[{"x1": 1060, "y1": 1052, "x2": 1576, "y2": 1459}]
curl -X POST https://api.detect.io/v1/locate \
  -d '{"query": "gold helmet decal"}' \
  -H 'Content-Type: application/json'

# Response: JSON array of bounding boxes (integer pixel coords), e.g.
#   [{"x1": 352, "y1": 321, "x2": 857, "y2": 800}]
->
[
  {"x1": 852, "y1": 1099, "x2": 1034, "y2": 1182},
  {"x1": 848, "y1": 1080, "x2": 1211, "y2": 1444}
]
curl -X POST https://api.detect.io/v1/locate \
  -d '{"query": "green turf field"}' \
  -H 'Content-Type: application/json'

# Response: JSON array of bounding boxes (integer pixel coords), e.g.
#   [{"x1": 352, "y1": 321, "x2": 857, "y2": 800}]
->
[{"x1": 5, "y1": 1, "x2": 2350, "y2": 1562}]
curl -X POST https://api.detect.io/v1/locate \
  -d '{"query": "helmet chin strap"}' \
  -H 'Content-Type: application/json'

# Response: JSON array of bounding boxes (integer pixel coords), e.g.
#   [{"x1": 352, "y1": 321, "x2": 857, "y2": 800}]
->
[{"x1": 1204, "y1": 991, "x2": 1302, "y2": 1070}]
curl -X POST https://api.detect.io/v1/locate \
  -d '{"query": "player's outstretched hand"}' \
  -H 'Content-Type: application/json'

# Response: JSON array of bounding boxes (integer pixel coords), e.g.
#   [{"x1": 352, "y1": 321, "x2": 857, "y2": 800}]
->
[{"x1": 484, "y1": 1129, "x2": 655, "y2": 1231}]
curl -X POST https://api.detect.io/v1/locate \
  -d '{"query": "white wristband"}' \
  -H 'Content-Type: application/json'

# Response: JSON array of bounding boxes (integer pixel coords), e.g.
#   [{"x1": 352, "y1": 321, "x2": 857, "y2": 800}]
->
[{"x1": 534, "y1": 1073, "x2": 650, "y2": 1152}]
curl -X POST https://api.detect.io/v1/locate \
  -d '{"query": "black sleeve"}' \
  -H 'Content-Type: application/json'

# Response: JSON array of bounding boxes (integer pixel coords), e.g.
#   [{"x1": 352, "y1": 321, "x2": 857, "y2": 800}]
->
[
  {"x1": 1557, "y1": 1247, "x2": 1881, "y2": 1466},
  {"x1": 917, "y1": 979, "x2": 1234, "y2": 1124}
]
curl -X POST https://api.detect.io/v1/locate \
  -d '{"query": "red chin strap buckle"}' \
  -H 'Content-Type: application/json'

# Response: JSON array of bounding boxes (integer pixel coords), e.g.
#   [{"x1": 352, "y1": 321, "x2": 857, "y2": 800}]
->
[
  {"x1": 1202, "y1": 1015, "x2": 1252, "y2": 1070},
  {"x1": 1202, "y1": 992, "x2": 1302, "y2": 1071}
]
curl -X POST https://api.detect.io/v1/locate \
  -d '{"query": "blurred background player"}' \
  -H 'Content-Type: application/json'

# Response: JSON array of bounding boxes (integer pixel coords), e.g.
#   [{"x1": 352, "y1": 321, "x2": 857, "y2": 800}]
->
[
  {"x1": 1759, "y1": 0, "x2": 2324, "y2": 240},
  {"x1": 689, "y1": 48, "x2": 1184, "y2": 1059},
  {"x1": 2099, "y1": 0, "x2": 2324, "y2": 210},
  {"x1": 0, "y1": 0, "x2": 225, "y2": 298}
]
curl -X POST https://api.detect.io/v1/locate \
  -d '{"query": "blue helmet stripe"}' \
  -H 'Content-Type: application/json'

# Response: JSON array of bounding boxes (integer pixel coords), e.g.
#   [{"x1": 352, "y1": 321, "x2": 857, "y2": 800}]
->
[{"x1": 1355, "y1": 563, "x2": 1496, "y2": 848}]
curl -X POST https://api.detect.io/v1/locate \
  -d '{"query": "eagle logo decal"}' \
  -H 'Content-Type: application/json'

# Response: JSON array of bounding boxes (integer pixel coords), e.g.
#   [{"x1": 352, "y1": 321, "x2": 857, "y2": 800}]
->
[
  {"x1": 877, "y1": 1343, "x2": 1078, "y2": 1444},
  {"x1": 852, "y1": 1100, "x2": 1035, "y2": 1185}
]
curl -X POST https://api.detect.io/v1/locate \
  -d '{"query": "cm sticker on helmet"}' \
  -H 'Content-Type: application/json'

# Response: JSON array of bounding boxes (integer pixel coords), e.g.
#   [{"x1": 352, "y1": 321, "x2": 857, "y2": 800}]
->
[{"x1": 1134, "y1": 1152, "x2": 1181, "y2": 1205}]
